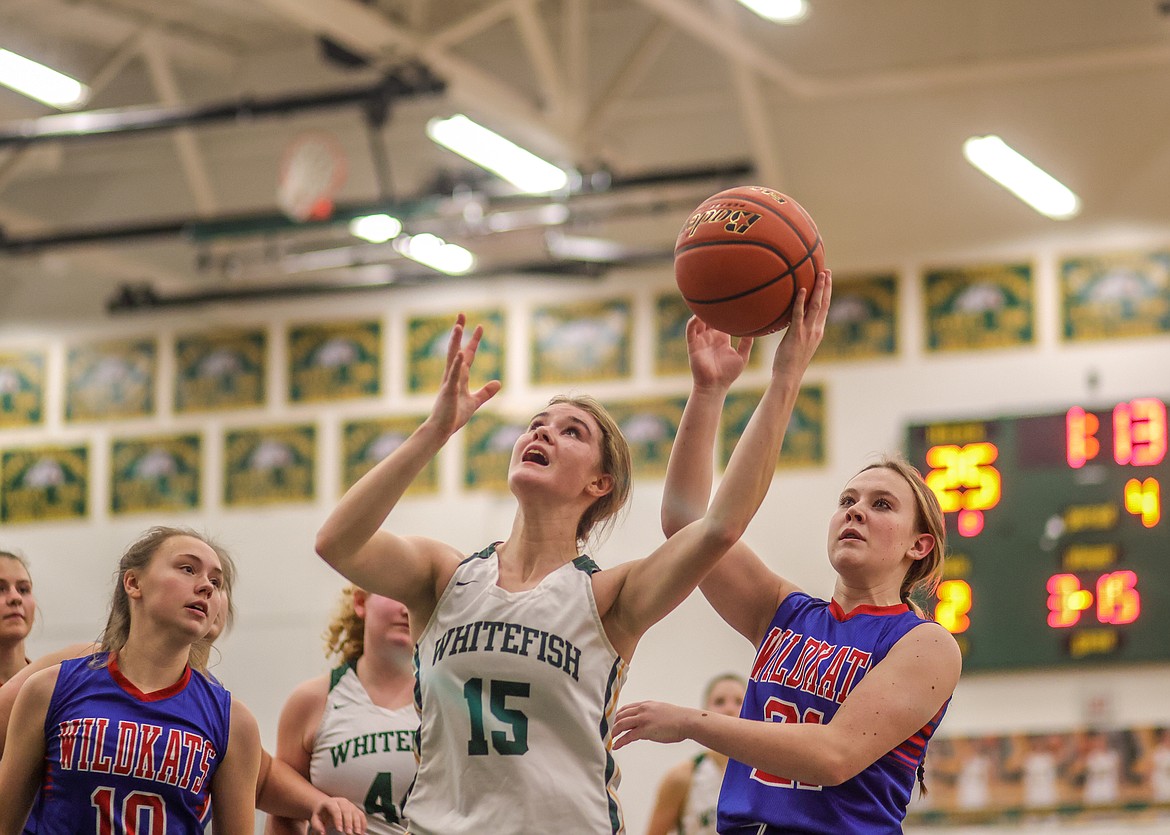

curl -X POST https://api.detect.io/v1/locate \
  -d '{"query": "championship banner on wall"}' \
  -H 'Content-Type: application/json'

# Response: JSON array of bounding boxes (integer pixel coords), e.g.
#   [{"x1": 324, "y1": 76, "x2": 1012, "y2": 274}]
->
[
  {"x1": 342, "y1": 416, "x2": 438, "y2": 496},
  {"x1": 907, "y1": 724, "x2": 1170, "y2": 825},
  {"x1": 66, "y1": 338, "x2": 156, "y2": 421},
  {"x1": 653, "y1": 292, "x2": 694, "y2": 377},
  {"x1": 1, "y1": 444, "x2": 88, "y2": 523},
  {"x1": 110, "y1": 434, "x2": 201, "y2": 515},
  {"x1": 287, "y1": 321, "x2": 381, "y2": 403},
  {"x1": 174, "y1": 328, "x2": 267, "y2": 413},
  {"x1": 223, "y1": 424, "x2": 316, "y2": 506},
  {"x1": 407, "y1": 309, "x2": 505, "y2": 395},
  {"x1": 816, "y1": 273, "x2": 899, "y2": 362},
  {"x1": 605, "y1": 396, "x2": 688, "y2": 479},
  {"x1": 721, "y1": 384, "x2": 826, "y2": 470},
  {"x1": 1061, "y1": 250, "x2": 1170, "y2": 342},
  {"x1": 531, "y1": 298, "x2": 632, "y2": 385},
  {"x1": 463, "y1": 411, "x2": 527, "y2": 492},
  {"x1": 923, "y1": 263, "x2": 1034, "y2": 353},
  {"x1": 0, "y1": 350, "x2": 46, "y2": 428},
  {"x1": 654, "y1": 290, "x2": 772, "y2": 375}
]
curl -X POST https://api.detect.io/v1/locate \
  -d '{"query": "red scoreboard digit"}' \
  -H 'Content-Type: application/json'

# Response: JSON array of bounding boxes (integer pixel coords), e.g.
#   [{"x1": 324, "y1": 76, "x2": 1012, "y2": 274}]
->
[{"x1": 907, "y1": 398, "x2": 1169, "y2": 671}]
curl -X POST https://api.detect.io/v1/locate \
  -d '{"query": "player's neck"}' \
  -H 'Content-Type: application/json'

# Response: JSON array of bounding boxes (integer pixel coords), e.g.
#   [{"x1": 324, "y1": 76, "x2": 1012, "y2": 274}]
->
[
  {"x1": 498, "y1": 517, "x2": 582, "y2": 584},
  {"x1": 0, "y1": 642, "x2": 28, "y2": 685},
  {"x1": 356, "y1": 651, "x2": 414, "y2": 708},
  {"x1": 115, "y1": 633, "x2": 191, "y2": 692}
]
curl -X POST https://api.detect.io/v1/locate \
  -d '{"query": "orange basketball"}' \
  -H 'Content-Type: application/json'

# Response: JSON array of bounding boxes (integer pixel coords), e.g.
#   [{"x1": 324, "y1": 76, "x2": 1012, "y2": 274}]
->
[{"x1": 674, "y1": 186, "x2": 826, "y2": 336}]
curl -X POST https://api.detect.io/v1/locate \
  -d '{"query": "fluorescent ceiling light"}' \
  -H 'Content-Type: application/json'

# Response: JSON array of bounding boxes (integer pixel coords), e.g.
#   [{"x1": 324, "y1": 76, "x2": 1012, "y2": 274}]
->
[
  {"x1": 349, "y1": 214, "x2": 402, "y2": 243},
  {"x1": 0, "y1": 49, "x2": 88, "y2": 108},
  {"x1": 546, "y1": 232, "x2": 628, "y2": 262},
  {"x1": 395, "y1": 233, "x2": 475, "y2": 275},
  {"x1": 963, "y1": 135, "x2": 1081, "y2": 220},
  {"x1": 737, "y1": 0, "x2": 808, "y2": 23},
  {"x1": 427, "y1": 114, "x2": 570, "y2": 194}
]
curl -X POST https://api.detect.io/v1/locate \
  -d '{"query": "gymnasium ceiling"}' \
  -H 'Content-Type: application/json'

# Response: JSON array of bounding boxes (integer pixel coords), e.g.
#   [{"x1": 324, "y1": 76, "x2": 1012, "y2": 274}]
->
[{"x1": 1, "y1": 0, "x2": 1169, "y2": 315}]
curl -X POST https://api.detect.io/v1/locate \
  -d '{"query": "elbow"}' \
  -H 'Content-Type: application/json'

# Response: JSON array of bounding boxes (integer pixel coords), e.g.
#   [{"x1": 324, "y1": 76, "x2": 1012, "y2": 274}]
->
[
  {"x1": 700, "y1": 523, "x2": 741, "y2": 557},
  {"x1": 814, "y1": 747, "x2": 866, "y2": 787},
  {"x1": 660, "y1": 496, "x2": 701, "y2": 538},
  {"x1": 314, "y1": 528, "x2": 347, "y2": 569}
]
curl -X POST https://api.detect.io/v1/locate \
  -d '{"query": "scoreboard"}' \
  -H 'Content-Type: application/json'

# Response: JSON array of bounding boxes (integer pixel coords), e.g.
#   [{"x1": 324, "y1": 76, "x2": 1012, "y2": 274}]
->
[{"x1": 905, "y1": 397, "x2": 1168, "y2": 672}]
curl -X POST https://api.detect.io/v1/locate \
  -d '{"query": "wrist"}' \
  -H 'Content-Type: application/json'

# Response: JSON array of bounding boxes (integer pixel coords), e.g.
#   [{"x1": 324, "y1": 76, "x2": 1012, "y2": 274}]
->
[{"x1": 690, "y1": 382, "x2": 731, "y2": 401}]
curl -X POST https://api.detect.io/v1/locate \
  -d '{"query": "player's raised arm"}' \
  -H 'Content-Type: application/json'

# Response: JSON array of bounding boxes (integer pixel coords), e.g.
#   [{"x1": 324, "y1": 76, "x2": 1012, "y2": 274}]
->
[
  {"x1": 315, "y1": 314, "x2": 500, "y2": 615},
  {"x1": 604, "y1": 271, "x2": 830, "y2": 651}
]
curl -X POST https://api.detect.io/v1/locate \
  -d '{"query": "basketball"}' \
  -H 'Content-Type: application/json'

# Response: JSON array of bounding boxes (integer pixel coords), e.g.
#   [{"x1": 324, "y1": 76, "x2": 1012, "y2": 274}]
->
[{"x1": 674, "y1": 186, "x2": 826, "y2": 336}]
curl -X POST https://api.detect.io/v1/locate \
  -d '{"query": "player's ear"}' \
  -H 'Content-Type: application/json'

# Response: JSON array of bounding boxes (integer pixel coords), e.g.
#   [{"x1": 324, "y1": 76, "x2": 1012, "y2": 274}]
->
[
  {"x1": 588, "y1": 473, "x2": 614, "y2": 498},
  {"x1": 123, "y1": 569, "x2": 144, "y2": 600},
  {"x1": 352, "y1": 587, "x2": 369, "y2": 618},
  {"x1": 908, "y1": 533, "x2": 935, "y2": 562}
]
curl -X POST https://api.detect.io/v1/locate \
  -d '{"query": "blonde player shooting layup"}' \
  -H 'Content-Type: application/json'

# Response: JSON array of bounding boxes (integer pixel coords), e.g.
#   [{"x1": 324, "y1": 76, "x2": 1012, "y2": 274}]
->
[
  {"x1": 268, "y1": 587, "x2": 417, "y2": 834},
  {"x1": 613, "y1": 309, "x2": 960, "y2": 834},
  {"x1": 315, "y1": 280, "x2": 829, "y2": 834}
]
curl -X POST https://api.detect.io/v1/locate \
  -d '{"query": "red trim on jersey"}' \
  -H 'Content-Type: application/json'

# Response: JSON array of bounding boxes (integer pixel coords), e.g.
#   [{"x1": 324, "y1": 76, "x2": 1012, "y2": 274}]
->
[
  {"x1": 108, "y1": 654, "x2": 192, "y2": 702},
  {"x1": 829, "y1": 599, "x2": 910, "y2": 621}
]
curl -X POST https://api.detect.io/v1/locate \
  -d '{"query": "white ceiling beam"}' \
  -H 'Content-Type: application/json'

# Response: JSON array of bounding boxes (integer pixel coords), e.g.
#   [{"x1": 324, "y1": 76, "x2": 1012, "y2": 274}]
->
[
  {"x1": 711, "y1": 0, "x2": 782, "y2": 186},
  {"x1": 140, "y1": 37, "x2": 218, "y2": 217},
  {"x1": 254, "y1": 0, "x2": 572, "y2": 156},
  {"x1": 48, "y1": 0, "x2": 239, "y2": 75},
  {"x1": 810, "y1": 42, "x2": 1170, "y2": 99},
  {"x1": 511, "y1": 0, "x2": 567, "y2": 114},
  {"x1": 429, "y1": 0, "x2": 513, "y2": 51},
  {"x1": 86, "y1": 26, "x2": 153, "y2": 94},
  {"x1": 634, "y1": 0, "x2": 1170, "y2": 101},
  {"x1": 580, "y1": 20, "x2": 672, "y2": 146},
  {"x1": 561, "y1": 0, "x2": 589, "y2": 136},
  {"x1": 630, "y1": 0, "x2": 813, "y2": 96},
  {"x1": 0, "y1": 27, "x2": 145, "y2": 198}
]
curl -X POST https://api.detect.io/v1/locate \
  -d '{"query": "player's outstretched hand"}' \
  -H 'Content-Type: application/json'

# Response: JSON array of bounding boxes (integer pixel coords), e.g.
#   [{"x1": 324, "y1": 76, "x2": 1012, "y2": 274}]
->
[
  {"x1": 771, "y1": 268, "x2": 831, "y2": 379},
  {"x1": 309, "y1": 795, "x2": 367, "y2": 835},
  {"x1": 685, "y1": 315, "x2": 753, "y2": 392},
  {"x1": 612, "y1": 700, "x2": 692, "y2": 750},
  {"x1": 429, "y1": 313, "x2": 502, "y2": 439}
]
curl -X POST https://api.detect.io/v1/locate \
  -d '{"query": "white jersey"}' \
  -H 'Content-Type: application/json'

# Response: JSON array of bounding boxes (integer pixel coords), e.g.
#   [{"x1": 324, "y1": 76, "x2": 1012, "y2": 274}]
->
[
  {"x1": 679, "y1": 753, "x2": 724, "y2": 835},
  {"x1": 1021, "y1": 751, "x2": 1060, "y2": 808},
  {"x1": 1082, "y1": 747, "x2": 1121, "y2": 805},
  {"x1": 1151, "y1": 744, "x2": 1170, "y2": 802},
  {"x1": 406, "y1": 543, "x2": 628, "y2": 835},
  {"x1": 309, "y1": 662, "x2": 419, "y2": 833}
]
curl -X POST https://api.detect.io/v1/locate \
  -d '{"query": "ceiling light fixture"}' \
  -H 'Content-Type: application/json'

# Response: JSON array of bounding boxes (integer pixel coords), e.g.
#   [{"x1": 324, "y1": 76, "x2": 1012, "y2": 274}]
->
[
  {"x1": 349, "y1": 214, "x2": 403, "y2": 243},
  {"x1": 427, "y1": 114, "x2": 570, "y2": 194},
  {"x1": 0, "y1": 49, "x2": 88, "y2": 108},
  {"x1": 736, "y1": 0, "x2": 809, "y2": 23},
  {"x1": 395, "y1": 233, "x2": 475, "y2": 275},
  {"x1": 963, "y1": 135, "x2": 1081, "y2": 220}
]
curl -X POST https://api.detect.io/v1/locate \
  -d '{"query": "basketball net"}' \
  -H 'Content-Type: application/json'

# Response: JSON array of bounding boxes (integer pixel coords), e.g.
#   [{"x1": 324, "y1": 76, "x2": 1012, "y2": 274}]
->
[{"x1": 276, "y1": 131, "x2": 348, "y2": 223}]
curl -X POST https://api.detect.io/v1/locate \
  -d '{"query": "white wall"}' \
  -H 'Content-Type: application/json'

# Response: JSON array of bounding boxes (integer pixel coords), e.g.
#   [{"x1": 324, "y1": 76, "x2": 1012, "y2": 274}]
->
[{"x1": 3, "y1": 230, "x2": 1170, "y2": 833}]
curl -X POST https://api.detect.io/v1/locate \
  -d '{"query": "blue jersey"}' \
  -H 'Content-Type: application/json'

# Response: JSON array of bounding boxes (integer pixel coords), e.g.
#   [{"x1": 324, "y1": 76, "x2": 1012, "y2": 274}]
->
[
  {"x1": 30, "y1": 653, "x2": 231, "y2": 835},
  {"x1": 718, "y1": 593, "x2": 949, "y2": 835}
]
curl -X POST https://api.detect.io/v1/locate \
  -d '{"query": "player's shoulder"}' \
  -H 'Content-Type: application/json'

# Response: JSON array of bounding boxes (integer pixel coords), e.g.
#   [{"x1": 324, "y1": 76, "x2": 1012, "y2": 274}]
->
[
  {"x1": 898, "y1": 620, "x2": 964, "y2": 670},
  {"x1": 280, "y1": 673, "x2": 331, "y2": 719},
  {"x1": 18, "y1": 663, "x2": 64, "y2": 706}
]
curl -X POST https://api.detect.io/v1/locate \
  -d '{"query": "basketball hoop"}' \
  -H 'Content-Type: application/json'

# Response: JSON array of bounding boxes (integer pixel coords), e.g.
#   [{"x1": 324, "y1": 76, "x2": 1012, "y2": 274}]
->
[{"x1": 277, "y1": 131, "x2": 348, "y2": 222}]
